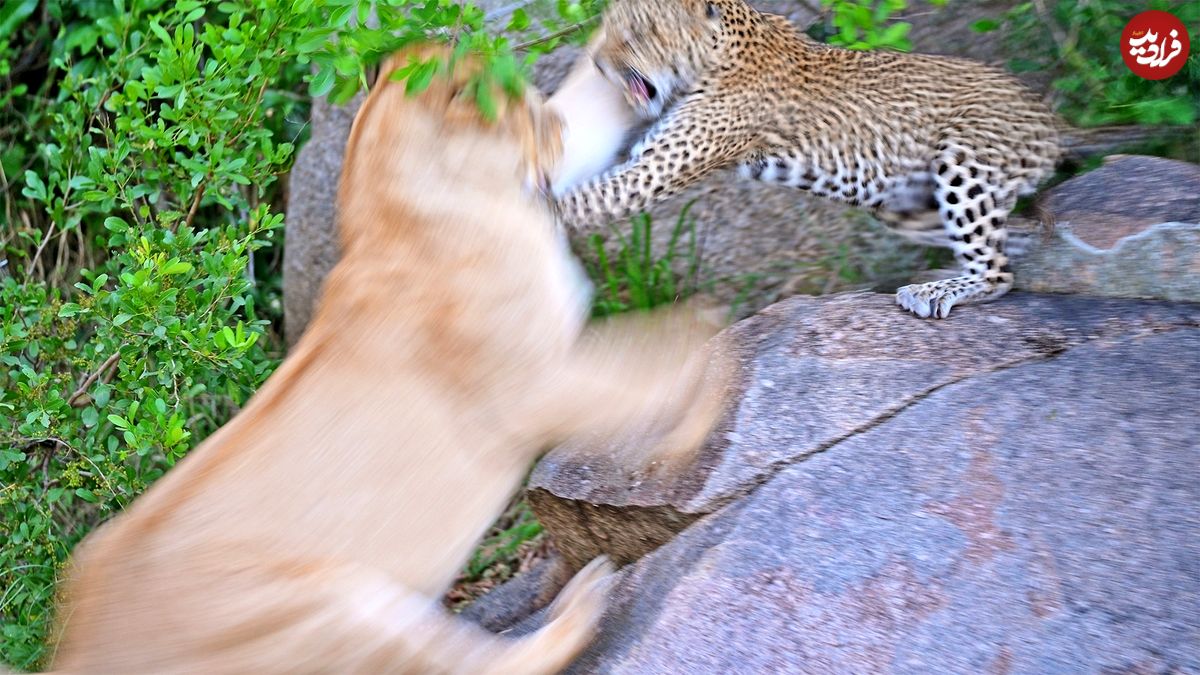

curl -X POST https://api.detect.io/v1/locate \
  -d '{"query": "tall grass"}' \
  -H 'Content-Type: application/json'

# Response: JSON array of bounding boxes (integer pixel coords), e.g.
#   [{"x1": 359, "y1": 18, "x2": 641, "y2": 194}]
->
[{"x1": 586, "y1": 202, "x2": 701, "y2": 318}]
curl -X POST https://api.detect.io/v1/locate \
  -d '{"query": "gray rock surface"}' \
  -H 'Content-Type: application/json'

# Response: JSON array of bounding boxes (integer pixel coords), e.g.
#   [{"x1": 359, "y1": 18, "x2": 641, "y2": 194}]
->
[
  {"x1": 1015, "y1": 155, "x2": 1200, "y2": 303},
  {"x1": 527, "y1": 292, "x2": 1200, "y2": 569},
  {"x1": 282, "y1": 91, "x2": 364, "y2": 347},
  {"x1": 457, "y1": 553, "x2": 573, "y2": 632},
  {"x1": 516, "y1": 295, "x2": 1200, "y2": 673}
]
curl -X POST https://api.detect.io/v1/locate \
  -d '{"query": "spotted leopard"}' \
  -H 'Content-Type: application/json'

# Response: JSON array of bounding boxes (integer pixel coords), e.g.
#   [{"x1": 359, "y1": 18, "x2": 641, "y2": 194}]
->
[{"x1": 553, "y1": 0, "x2": 1062, "y2": 319}]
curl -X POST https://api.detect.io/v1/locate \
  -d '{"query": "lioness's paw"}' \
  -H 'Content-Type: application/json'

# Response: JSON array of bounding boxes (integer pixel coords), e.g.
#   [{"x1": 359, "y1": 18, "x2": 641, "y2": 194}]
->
[{"x1": 548, "y1": 555, "x2": 615, "y2": 632}]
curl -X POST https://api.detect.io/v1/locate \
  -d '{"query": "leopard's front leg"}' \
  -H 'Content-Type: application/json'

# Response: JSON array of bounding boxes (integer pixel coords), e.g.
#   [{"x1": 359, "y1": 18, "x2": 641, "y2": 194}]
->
[{"x1": 554, "y1": 92, "x2": 758, "y2": 229}]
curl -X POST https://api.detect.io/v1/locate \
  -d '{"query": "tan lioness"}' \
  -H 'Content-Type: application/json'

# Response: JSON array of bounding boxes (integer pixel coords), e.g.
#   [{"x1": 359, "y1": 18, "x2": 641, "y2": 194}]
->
[{"x1": 41, "y1": 45, "x2": 728, "y2": 674}]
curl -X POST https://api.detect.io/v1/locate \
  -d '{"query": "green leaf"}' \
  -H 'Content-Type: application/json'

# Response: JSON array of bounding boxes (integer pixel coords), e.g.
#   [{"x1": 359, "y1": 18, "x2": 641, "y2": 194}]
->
[
  {"x1": 296, "y1": 28, "x2": 336, "y2": 53},
  {"x1": 75, "y1": 488, "x2": 99, "y2": 503},
  {"x1": 64, "y1": 25, "x2": 102, "y2": 54},
  {"x1": 22, "y1": 170, "x2": 47, "y2": 201},
  {"x1": 405, "y1": 58, "x2": 439, "y2": 96},
  {"x1": 309, "y1": 65, "x2": 336, "y2": 97},
  {"x1": 0, "y1": 449, "x2": 25, "y2": 471},
  {"x1": 474, "y1": 79, "x2": 498, "y2": 121},
  {"x1": 971, "y1": 18, "x2": 1001, "y2": 33},
  {"x1": 506, "y1": 8, "x2": 530, "y2": 32},
  {"x1": 0, "y1": 0, "x2": 37, "y2": 40},
  {"x1": 331, "y1": 3, "x2": 354, "y2": 26},
  {"x1": 879, "y1": 22, "x2": 911, "y2": 48},
  {"x1": 68, "y1": 175, "x2": 97, "y2": 190},
  {"x1": 149, "y1": 20, "x2": 172, "y2": 45}
]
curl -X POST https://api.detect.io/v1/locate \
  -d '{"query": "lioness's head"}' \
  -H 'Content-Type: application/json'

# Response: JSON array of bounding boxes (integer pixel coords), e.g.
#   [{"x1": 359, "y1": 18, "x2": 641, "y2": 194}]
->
[{"x1": 338, "y1": 44, "x2": 564, "y2": 246}]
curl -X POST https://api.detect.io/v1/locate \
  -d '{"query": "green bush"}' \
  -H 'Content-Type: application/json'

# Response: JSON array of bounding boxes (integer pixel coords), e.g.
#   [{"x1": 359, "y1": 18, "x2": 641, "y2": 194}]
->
[
  {"x1": 0, "y1": 1, "x2": 603, "y2": 668},
  {"x1": 975, "y1": 0, "x2": 1198, "y2": 126},
  {"x1": 0, "y1": 0, "x2": 307, "y2": 666},
  {"x1": 810, "y1": 0, "x2": 947, "y2": 52}
]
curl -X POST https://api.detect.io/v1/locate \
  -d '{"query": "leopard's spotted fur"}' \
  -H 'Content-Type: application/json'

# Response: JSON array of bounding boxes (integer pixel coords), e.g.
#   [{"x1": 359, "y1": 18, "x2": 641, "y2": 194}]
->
[{"x1": 555, "y1": 0, "x2": 1062, "y2": 318}]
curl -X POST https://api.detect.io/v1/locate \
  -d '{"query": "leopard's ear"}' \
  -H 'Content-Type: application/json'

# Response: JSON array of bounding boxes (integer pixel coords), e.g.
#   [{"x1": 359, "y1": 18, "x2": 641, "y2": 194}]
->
[{"x1": 680, "y1": 0, "x2": 719, "y2": 20}]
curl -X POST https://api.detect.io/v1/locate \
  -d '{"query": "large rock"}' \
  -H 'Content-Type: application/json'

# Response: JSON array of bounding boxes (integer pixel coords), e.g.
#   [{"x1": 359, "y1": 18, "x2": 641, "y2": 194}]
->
[
  {"x1": 282, "y1": 91, "x2": 364, "y2": 347},
  {"x1": 514, "y1": 295, "x2": 1200, "y2": 673},
  {"x1": 457, "y1": 553, "x2": 574, "y2": 632},
  {"x1": 527, "y1": 292, "x2": 1200, "y2": 569},
  {"x1": 1015, "y1": 155, "x2": 1200, "y2": 303}
]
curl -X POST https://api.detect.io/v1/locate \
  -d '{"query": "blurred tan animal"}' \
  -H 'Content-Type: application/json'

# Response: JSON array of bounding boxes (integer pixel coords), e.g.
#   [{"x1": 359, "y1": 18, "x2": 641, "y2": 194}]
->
[{"x1": 45, "y1": 45, "x2": 728, "y2": 674}]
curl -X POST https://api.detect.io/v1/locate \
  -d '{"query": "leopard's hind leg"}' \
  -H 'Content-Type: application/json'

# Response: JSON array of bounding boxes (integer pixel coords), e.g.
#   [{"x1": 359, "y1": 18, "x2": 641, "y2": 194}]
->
[
  {"x1": 873, "y1": 171, "x2": 955, "y2": 249},
  {"x1": 895, "y1": 144, "x2": 1018, "y2": 319}
]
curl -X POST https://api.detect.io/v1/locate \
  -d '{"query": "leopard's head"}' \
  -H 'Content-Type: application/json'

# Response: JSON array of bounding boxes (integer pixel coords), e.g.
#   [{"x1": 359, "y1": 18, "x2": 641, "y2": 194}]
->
[{"x1": 591, "y1": 0, "x2": 724, "y2": 120}]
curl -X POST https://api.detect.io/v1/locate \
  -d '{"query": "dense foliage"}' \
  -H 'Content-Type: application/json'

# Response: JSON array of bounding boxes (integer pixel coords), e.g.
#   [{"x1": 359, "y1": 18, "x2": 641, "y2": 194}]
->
[
  {"x1": 0, "y1": 1, "x2": 312, "y2": 666},
  {"x1": 975, "y1": 0, "x2": 1198, "y2": 126},
  {"x1": 814, "y1": 0, "x2": 946, "y2": 51}
]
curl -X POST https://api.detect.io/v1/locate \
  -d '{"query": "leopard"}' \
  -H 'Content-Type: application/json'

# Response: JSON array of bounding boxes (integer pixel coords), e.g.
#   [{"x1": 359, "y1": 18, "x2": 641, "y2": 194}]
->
[{"x1": 552, "y1": 0, "x2": 1062, "y2": 319}]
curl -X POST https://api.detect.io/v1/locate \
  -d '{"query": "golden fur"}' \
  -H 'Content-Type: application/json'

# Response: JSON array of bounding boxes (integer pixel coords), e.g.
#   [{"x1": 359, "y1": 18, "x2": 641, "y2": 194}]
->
[{"x1": 44, "y1": 45, "x2": 729, "y2": 674}]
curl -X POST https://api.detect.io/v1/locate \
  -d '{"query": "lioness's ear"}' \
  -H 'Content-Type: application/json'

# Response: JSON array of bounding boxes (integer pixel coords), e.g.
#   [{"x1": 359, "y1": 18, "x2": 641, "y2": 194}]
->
[
  {"x1": 373, "y1": 53, "x2": 409, "y2": 89},
  {"x1": 517, "y1": 92, "x2": 564, "y2": 199},
  {"x1": 442, "y1": 82, "x2": 486, "y2": 128},
  {"x1": 536, "y1": 100, "x2": 565, "y2": 173}
]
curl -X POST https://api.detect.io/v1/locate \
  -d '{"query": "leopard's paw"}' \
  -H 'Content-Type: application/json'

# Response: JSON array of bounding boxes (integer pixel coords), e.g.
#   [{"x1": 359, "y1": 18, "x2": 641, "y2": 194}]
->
[{"x1": 896, "y1": 276, "x2": 993, "y2": 319}]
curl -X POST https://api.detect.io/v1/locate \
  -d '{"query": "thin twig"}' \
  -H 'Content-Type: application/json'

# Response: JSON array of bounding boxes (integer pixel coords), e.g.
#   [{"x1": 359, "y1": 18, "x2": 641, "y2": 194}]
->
[
  {"x1": 69, "y1": 349, "x2": 123, "y2": 408},
  {"x1": 0, "y1": 160, "x2": 12, "y2": 229},
  {"x1": 181, "y1": 179, "x2": 208, "y2": 231},
  {"x1": 24, "y1": 221, "x2": 56, "y2": 277},
  {"x1": 513, "y1": 17, "x2": 599, "y2": 51}
]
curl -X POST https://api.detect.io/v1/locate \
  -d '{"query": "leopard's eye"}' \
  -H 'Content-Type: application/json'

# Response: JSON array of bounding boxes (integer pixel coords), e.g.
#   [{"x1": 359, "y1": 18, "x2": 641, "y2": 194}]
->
[{"x1": 705, "y1": 2, "x2": 719, "y2": 19}]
